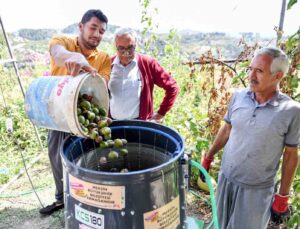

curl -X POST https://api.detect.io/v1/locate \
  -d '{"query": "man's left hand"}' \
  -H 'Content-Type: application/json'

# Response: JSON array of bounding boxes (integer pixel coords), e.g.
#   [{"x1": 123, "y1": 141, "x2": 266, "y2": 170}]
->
[
  {"x1": 149, "y1": 113, "x2": 164, "y2": 123},
  {"x1": 270, "y1": 194, "x2": 290, "y2": 224}
]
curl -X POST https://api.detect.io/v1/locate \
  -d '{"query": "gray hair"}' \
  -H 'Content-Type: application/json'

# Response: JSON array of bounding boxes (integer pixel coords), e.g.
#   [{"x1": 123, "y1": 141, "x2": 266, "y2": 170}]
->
[
  {"x1": 254, "y1": 46, "x2": 289, "y2": 75},
  {"x1": 114, "y1": 27, "x2": 138, "y2": 43}
]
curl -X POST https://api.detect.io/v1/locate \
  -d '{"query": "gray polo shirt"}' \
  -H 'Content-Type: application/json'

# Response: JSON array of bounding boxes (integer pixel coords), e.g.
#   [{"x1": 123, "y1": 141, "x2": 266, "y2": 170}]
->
[{"x1": 221, "y1": 89, "x2": 300, "y2": 188}]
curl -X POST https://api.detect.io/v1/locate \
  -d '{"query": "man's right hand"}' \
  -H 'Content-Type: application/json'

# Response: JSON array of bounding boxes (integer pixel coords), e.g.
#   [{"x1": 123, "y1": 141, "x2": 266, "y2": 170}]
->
[
  {"x1": 200, "y1": 155, "x2": 214, "y2": 182},
  {"x1": 64, "y1": 53, "x2": 96, "y2": 77},
  {"x1": 51, "y1": 45, "x2": 96, "y2": 77},
  {"x1": 270, "y1": 194, "x2": 290, "y2": 224}
]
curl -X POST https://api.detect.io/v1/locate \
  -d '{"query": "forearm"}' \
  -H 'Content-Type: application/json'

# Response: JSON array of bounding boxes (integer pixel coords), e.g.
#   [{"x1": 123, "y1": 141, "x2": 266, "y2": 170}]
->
[
  {"x1": 206, "y1": 123, "x2": 231, "y2": 158},
  {"x1": 152, "y1": 61, "x2": 179, "y2": 116},
  {"x1": 50, "y1": 45, "x2": 89, "y2": 67},
  {"x1": 50, "y1": 45, "x2": 74, "y2": 66},
  {"x1": 157, "y1": 84, "x2": 179, "y2": 116},
  {"x1": 279, "y1": 147, "x2": 299, "y2": 195}
]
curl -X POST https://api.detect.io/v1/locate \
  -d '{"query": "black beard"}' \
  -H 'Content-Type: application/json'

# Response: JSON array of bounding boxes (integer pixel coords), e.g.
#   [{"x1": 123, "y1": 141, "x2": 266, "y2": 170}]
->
[
  {"x1": 80, "y1": 35, "x2": 99, "y2": 50},
  {"x1": 84, "y1": 41, "x2": 98, "y2": 50}
]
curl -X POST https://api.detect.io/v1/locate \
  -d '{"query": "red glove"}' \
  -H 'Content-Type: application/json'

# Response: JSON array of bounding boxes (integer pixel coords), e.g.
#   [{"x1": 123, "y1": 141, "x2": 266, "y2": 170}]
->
[
  {"x1": 202, "y1": 155, "x2": 214, "y2": 171},
  {"x1": 272, "y1": 194, "x2": 289, "y2": 213},
  {"x1": 271, "y1": 194, "x2": 290, "y2": 224},
  {"x1": 200, "y1": 155, "x2": 214, "y2": 182}
]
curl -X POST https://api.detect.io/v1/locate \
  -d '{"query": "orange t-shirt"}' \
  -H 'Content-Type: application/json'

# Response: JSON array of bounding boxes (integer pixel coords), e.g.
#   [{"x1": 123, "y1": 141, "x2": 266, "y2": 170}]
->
[{"x1": 49, "y1": 36, "x2": 111, "y2": 80}]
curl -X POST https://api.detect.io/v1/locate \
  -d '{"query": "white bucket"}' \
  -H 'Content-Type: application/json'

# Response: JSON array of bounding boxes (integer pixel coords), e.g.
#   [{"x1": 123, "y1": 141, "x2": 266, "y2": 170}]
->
[{"x1": 25, "y1": 73, "x2": 109, "y2": 137}]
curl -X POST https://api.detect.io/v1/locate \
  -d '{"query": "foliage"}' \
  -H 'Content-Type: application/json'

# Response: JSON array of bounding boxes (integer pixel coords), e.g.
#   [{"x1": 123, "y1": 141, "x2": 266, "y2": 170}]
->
[
  {"x1": 138, "y1": 1, "x2": 299, "y2": 227},
  {"x1": 0, "y1": 32, "x2": 8, "y2": 60},
  {"x1": 287, "y1": 0, "x2": 298, "y2": 9},
  {"x1": 18, "y1": 29, "x2": 57, "y2": 41},
  {"x1": 0, "y1": 43, "x2": 48, "y2": 185},
  {"x1": 139, "y1": 0, "x2": 160, "y2": 56},
  {"x1": 183, "y1": 33, "x2": 300, "y2": 228},
  {"x1": 288, "y1": 168, "x2": 300, "y2": 227},
  {"x1": 280, "y1": 28, "x2": 300, "y2": 102},
  {"x1": 280, "y1": 28, "x2": 300, "y2": 227},
  {"x1": 184, "y1": 34, "x2": 300, "y2": 229},
  {"x1": 0, "y1": 0, "x2": 299, "y2": 227}
]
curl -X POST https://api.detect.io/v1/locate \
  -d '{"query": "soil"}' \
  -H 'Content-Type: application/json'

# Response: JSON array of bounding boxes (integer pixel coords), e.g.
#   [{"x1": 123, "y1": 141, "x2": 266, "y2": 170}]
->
[{"x1": 0, "y1": 152, "x2": 287, "y2": 229}]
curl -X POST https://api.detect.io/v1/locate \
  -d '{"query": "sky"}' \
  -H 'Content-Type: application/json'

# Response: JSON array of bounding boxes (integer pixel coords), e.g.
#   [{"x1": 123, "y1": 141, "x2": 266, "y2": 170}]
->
[{"x1": 0, "y1": 0, "x2": 299, "y2": 37}]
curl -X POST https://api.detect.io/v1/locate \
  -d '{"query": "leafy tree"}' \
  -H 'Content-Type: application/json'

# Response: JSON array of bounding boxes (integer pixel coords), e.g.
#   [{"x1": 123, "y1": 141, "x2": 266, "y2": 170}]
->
[
  {"x1": 18, "y1": 29, "x2": 57, "y2": 40},
  {"x1": 61, "y1": 23, "x2": 78, "y2": 34}
]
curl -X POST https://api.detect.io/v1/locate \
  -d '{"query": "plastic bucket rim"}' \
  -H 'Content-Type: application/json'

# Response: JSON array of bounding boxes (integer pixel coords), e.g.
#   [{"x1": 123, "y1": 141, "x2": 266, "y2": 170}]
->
[
  {"x1": 61, "y1": 123, "x2": 185, "y2": 177},
  {"x1": 73, "y1": 73, "x2": 109, "y2": 138},
  {"x1": 73, "y1": 73, "x2": 89, "y2": 137}
]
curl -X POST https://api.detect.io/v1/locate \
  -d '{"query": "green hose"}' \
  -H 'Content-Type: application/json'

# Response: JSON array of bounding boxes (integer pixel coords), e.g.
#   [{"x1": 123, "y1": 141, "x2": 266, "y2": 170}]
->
[{"x1": 0, "y1": 186, "x2": 49, "y2": 197}]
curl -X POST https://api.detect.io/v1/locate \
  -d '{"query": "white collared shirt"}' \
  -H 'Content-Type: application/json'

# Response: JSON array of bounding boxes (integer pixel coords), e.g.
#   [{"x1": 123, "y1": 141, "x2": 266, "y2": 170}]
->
[{"x1": 108, "y1": 56, "x2": 142, "y2": 119}]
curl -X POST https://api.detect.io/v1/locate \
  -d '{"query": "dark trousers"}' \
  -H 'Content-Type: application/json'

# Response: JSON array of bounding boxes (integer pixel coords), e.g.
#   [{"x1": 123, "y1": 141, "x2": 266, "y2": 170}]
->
[{"x1": 47, "y1": 130, "x2": 70, "y2": 202}]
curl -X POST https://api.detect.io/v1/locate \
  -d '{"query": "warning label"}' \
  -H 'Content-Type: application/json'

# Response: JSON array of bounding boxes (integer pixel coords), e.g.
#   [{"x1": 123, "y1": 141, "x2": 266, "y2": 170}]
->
[
  {"x1": 143, "y1": 196, "x2": 180, "y2": 229},
  {"x1": 69, "y1": 174, "x2": 125, "y2": 210}
]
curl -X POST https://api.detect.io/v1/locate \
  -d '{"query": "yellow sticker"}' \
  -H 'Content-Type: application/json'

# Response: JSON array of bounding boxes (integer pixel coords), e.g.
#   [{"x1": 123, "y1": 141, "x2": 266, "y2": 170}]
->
[
  {"x1": 69, "y1": 174, "x2": 125, "y2": 210},
  {"x1": 144, "y1": 196, "x2": 180, "y2": 229}
]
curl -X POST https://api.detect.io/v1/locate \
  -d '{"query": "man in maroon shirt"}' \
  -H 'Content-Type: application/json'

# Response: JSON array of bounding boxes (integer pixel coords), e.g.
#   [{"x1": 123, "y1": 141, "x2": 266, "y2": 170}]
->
[{"x1": 109, "y1": 27, "x2": 179, "y2": 122}]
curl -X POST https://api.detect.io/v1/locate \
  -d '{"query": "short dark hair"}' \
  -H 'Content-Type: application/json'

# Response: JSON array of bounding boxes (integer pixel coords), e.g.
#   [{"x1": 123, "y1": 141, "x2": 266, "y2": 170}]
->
[{"x1": 81, "y1": 9, "x2": 108, "y2": 24}]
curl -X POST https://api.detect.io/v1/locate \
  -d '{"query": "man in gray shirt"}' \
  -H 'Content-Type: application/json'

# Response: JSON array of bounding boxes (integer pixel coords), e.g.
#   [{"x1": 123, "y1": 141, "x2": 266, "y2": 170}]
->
[{"x1": 201, "y1": 47, "x2": 300, "y2": 228}]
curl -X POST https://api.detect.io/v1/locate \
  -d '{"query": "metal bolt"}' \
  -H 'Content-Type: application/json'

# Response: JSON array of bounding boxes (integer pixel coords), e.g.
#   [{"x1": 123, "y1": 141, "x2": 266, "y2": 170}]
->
[
  {"x1": 180, "y1": 185, "x2": 185, "y2": 189},
  {"x1": 171, "y1": 196, "x2": 174, "y2": 200},
  {"x1": 153, "y1": 205, "x2": 157, "y2": 209},
  {"x1": 181, "y1": 206, "x2": 185, "y2": 210},
  {"x1": 130, "y1": 211, "x2": 135, "y2": 215},
  {"x1": 121, "y1": 211, "x2": 126, "y2": 216},
  {"x1": 79, "y1": 203, "x2": 82, "y2": 207},
  {"x1": 67, "y1": 215, "x2": 71, "y2": 220},
  {"x1": 98, "y1": 209, "x2": 102, "y2": 213}
]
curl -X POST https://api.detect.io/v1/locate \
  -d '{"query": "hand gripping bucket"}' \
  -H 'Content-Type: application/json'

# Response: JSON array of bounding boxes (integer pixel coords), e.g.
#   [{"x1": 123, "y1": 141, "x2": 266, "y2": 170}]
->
[{"x1": 25, "y1": 73, "x2": 108, "y2": 137}]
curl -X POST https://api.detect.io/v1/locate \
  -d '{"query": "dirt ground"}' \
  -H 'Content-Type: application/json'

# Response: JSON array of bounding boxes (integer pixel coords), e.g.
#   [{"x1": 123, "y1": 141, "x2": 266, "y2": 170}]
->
[
  {"x1": 0, "y1": 152, "x2": 64, "y2": 229},
  {"x1": 0, "y1": 152, "x2": 287, "y2": 229}
]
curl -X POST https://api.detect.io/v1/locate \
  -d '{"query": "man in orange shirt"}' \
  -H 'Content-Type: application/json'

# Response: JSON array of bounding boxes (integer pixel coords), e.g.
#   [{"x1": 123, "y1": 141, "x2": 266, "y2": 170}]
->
[{"x1": 39, "y1": 9, "x2": 111, "y2": 215}]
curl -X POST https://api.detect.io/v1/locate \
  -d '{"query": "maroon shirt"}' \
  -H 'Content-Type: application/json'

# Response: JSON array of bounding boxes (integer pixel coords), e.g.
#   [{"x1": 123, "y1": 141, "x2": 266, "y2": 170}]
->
[{"x1": 111, "y1": 54, "x2": 179, "y2": 120}]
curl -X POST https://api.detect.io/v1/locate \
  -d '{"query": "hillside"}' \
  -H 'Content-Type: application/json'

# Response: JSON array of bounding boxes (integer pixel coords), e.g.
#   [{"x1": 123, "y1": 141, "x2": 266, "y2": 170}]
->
[{"x1": 7, "y1": 23, "x2": 276, "y2": 60}]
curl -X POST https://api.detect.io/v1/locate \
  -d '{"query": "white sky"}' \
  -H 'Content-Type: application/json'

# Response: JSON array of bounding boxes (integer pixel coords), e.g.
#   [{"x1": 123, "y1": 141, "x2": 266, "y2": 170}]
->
[{"x1": 0, "y1": 0, "x2": 299, "y2": 37}]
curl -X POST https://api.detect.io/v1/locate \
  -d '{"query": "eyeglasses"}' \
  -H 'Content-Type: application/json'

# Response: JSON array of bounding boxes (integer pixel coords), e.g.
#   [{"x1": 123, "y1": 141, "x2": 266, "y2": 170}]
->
[{"x1": 117, "y1": 45, "x2": 136, "y2": 54}]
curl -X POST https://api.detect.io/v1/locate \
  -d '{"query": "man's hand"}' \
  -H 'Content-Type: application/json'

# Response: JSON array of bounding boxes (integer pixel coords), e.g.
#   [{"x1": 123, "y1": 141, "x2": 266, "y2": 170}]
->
[
  {"x1": 149, "y1": 113, "x2": 164, "y2": 123},
  {"x1": 64, "y1": 53, "x2": 96, "y2": 77},
  {"x1": 270, "y1": 194, "x2": 290, "y2": 224},
  {"x1": 50, "y1": 45, "x2": 97, "y2": 77},
  {"x1": 200, "y1": 155, "x2": 214, "y2": 182}
]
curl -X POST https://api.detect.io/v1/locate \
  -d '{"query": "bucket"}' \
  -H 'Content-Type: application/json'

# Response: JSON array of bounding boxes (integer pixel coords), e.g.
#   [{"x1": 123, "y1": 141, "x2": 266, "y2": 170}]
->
[
  {"x1": 24, "y1": 73, "x2": 108, "y2": 137},
  {"x1": 61, "y1": 120, "x2": 186, "y2": 229}
]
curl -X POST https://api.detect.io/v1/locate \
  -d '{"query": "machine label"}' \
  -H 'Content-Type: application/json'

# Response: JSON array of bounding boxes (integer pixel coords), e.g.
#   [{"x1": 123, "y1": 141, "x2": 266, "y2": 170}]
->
[
  {"x1": 69, "y1": 174, "x2": 125, "y2": 210},
  {"x1": 75, "y1": 204, "x2": 104, "y2": 229},
  {"x1": 143, "y1": 195, "x2": 180, "y2": 229}
]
